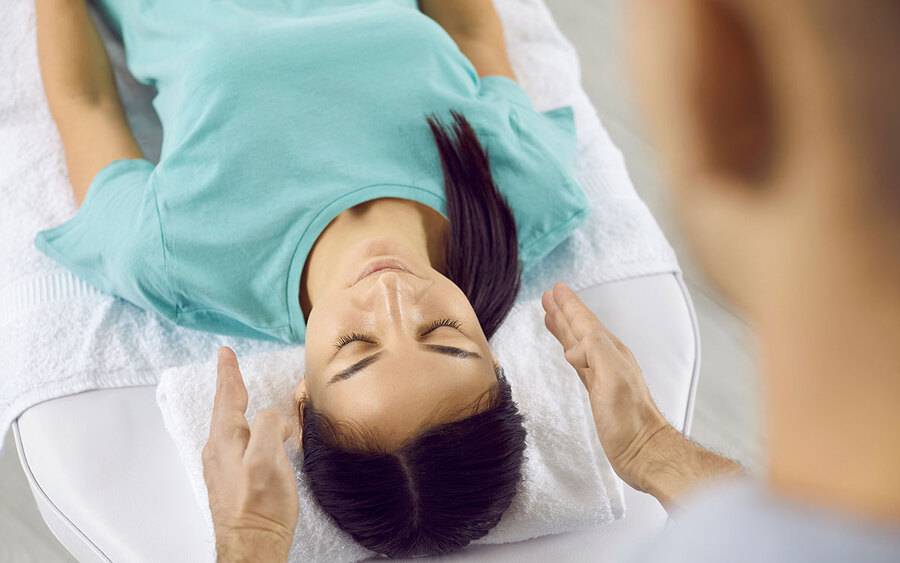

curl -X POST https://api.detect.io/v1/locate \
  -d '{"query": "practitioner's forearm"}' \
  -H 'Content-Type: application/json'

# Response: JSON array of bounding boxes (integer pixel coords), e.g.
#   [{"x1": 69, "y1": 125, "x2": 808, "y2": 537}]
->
[
  {"x1": 419, "y1": 0, "x2": 515, "y2": 79},
  {"x1": 628, "y1": 425, "x2": 744, "y2": 510}
]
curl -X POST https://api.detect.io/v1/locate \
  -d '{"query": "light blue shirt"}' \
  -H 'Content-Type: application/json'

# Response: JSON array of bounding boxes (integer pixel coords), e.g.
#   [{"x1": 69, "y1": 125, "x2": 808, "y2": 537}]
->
[
  {"x1": 36, "y1": 0, "x2": 588, "y2": 343},
  {"x1": 630, "y1": 480, "x2": 900, "y2": 563}
]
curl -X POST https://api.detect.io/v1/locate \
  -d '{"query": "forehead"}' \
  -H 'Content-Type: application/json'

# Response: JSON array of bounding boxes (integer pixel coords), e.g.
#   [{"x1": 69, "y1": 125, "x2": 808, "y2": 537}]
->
[{"x1": 313, "y1": 351, "x2": 497, "y2": 449}]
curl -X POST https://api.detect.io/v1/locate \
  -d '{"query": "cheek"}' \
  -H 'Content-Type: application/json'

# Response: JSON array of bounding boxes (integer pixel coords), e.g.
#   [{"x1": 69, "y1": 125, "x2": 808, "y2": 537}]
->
[
  {"x1": 431, "y1": 276, "x2": 474, "y2": 309},
  {"x1": 425, "y1": 277, "x2": 486, "y2": 331},
  {"x1": 305, "y1": 290, "x2": 349, "y2": 338},
  {"x1": 300, "y1": 342, "x2": 333, "y2": 406},
  {"x1": 303, "y1": 305, "x2": 338, "y2": 374}
]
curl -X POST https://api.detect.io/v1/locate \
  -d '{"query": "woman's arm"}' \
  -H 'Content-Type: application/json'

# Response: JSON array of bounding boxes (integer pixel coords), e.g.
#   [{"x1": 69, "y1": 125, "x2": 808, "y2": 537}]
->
[
  {"x1": 419, "y1": 0, "x2": 515, "y2": 79},
  {"x1": 35, "y1": 0, "x2": 143, "y2": 205}
]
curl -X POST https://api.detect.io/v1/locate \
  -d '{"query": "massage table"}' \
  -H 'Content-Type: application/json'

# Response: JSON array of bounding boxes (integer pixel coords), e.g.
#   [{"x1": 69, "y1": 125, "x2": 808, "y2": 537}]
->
[
  {"x1": 8, "y1": 0, "x2": 699, "y2": 558},
  {"x1": 13, "y1": 272, "x2": 699, "y2": 561}
]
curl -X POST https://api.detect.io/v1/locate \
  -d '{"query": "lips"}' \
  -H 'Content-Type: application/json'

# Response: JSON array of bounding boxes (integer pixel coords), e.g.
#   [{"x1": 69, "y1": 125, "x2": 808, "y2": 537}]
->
[{"x1": 353, "y1": 258, "x2": 414, "y2": 285}]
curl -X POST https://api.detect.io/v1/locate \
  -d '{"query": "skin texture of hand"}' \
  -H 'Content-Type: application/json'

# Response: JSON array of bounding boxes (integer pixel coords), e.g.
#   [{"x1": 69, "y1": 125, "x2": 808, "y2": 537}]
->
[
  {"x1": 542, "y1": 283, "x2": 742, "y2": 508},
  {"x1": 202, "y1": 347, "x2": 299, "y2": 563},
  {"x1": 541, "y1": 283, "x2": 670, "y2": 490}
]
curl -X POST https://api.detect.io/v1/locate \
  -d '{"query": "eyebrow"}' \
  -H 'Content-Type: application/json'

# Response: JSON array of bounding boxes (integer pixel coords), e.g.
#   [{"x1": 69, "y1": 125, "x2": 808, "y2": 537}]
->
[{"x1": 327, "y1": 346, "x2": 482, "y2": 385}]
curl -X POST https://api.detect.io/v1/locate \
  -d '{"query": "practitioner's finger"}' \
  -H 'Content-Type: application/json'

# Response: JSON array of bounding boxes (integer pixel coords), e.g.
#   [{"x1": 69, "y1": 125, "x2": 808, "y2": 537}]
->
[
  {"x1": 551, "y1": 284, "x2": 634, "y2": 362},
  {"x1": 552, "y1": 283, "x2": 607, "y2": 340},
  {"x1": 244, "y1": 410, "x2": 293, "y2": 473},
  {"x1": 548, "y1": 307, "x2": 578, "y2": 348},
  {"x1": 209, "y1": 347, "x2": 250, "y2": 449},
  {"x1": 543, "y1": 290, "x2": 578, "y2": 349},
  {"x1": 541, "y1": 289, "x2": 557, "y2": 315},
  {"x1": 242, "y1": 410, "x2": 300, "y2": 532},
  {"x1": 564, "y1": 339, "x2": 591, "y2": 371}
]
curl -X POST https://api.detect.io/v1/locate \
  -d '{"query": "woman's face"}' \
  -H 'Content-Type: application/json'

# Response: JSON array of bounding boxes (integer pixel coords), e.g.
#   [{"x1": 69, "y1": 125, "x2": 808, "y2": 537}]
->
[{"x1": 299, "y1": 239, "x2": 498, "y2": 450}]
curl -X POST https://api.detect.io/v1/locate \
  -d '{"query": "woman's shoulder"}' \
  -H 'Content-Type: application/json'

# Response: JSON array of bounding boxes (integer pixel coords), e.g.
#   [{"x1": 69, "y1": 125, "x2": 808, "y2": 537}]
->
[{"x1": 467, "y1": 80, "x2": 587, "y2": 267}]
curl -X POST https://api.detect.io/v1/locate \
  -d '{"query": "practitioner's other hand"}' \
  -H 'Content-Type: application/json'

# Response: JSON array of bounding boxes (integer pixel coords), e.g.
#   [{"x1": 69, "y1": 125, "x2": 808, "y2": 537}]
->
[
  {"x1": 202, "y1": 347, "x2": 298, "y2": 563},
  {"x1": 541, "y1": 283, "x2": 670, "y2": 490}
]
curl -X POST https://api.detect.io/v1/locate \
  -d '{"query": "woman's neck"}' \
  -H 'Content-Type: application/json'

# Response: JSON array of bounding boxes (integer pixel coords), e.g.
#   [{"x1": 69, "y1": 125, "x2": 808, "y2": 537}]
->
[{"x1": 300, "y1": 199, "x2": 448, "y2": 317}]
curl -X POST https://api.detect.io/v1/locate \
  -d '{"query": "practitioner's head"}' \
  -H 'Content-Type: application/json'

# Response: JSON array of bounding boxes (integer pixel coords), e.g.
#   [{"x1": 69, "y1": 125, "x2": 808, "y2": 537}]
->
[
  {"x1": 627, "y1": 0, "x2": 900, "y2": 315},
  {"x1": 295, "y1": 113, "x2": 527, "y2": 557}
]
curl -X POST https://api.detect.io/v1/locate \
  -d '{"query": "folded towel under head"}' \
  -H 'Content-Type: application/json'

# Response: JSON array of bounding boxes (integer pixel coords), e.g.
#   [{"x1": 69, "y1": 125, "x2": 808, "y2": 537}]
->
[{"x1": 156, "y1": 299, "x2": 624, "y2": 562}]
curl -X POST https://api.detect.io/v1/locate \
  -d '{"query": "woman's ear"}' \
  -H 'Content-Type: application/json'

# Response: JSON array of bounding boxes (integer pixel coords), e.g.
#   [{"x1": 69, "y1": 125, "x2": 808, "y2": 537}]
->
[{"x1": 295, "y1": 378, "x2": 308, "y2": 430}]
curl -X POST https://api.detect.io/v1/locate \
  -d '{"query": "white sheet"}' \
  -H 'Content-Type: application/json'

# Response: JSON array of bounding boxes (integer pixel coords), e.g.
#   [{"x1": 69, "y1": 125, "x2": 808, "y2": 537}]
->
[{"x1": 0, "y1": 0, "x2": 679, "y2": 451}]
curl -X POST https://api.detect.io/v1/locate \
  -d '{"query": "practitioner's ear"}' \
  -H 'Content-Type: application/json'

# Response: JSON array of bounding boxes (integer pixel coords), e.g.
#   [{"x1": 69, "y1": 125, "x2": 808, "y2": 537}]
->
[
  {"x1": 627, "y1": 0, "x2": 774, "y2": 193},
  {"x1": 626, "y1": 0, "x2": 779, "y2": 313}
]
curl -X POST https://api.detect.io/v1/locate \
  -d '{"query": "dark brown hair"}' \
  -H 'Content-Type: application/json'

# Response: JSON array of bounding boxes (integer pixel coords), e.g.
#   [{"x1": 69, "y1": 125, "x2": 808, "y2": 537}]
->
[
  {"x1": 300, "y1": 111, "x2": 526, "y2": 558},
  {"x1": 428, "y1": 111, "x2": 522, "y2": 338},
  {"x1": 301, "y1": 368, "x2": 525, "y2": 558}
]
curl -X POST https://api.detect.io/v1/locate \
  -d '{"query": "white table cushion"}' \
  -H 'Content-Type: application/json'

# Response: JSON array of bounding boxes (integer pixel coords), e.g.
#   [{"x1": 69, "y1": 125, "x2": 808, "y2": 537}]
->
[{"x1": 15, "y1": 272, "x2": 699, "y2": 562}]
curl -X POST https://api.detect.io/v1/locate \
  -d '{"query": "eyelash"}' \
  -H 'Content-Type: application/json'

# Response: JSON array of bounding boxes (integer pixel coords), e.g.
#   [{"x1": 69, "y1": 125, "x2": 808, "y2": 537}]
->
[
  {"x1": 427, "y1": 317, "x2": 462, "y2": 332},
  {"x1": 333, "y1": 318, "x2": 462, "y2": 349}
]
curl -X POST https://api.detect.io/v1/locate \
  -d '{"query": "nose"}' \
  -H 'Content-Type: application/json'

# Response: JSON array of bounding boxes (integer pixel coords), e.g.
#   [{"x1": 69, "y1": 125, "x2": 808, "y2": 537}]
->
[{"x1": 360, "y1": 271, "x2": 431, "y2": 333}]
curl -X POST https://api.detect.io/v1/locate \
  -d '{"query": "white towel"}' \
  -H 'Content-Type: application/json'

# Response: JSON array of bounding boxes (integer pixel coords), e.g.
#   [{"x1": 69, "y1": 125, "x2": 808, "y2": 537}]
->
[
  {"x1": 0, "y1": 0, "x2": 678, "y2": 450},
  {"x1": 156, "y1": 299, "x2": 625, "y2": 562}
]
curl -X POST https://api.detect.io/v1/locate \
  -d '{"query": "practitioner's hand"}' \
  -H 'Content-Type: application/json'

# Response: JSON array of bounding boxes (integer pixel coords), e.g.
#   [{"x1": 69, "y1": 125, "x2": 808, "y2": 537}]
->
[
  {"x1": 202, "y1": 347, "x2": 298, "y2": 563},
  {"x1": 541, "y1": 283, "x2": 670, "y2": 491}
]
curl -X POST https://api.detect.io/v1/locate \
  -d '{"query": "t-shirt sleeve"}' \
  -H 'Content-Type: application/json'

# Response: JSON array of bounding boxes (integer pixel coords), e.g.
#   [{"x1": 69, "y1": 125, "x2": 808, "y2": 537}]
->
[
  {"x1": 35, "y1": 158, "x2": 175, "y2": 318},
  {"x1": 476, "y1": 75, "x2": 588, "y2": 267},
  {"x1": 477, "y1": 74, "x2": 578, "y2": 165}
]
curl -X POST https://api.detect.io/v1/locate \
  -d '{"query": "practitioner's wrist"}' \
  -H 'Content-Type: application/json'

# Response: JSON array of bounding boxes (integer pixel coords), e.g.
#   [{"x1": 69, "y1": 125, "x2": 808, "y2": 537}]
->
[
  {"x1": 216, "y1": 526, "x2": 292, "y2": 563},
  {"x1": 626, "y1": 425, "x2": 743, "y2": 509},
  {"x1": 624, "y1": 424, "x2": 688, "y2": 500}
]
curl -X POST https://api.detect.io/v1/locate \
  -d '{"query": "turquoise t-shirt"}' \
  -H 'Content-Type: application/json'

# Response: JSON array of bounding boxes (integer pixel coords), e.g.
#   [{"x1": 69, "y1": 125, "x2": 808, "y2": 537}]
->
[{"x1": 35, "y1": 0, "x2": 589, "y2": 344}]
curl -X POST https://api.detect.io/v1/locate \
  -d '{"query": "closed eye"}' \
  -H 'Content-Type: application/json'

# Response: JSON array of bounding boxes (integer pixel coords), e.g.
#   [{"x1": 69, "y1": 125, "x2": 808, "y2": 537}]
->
[
  {"x1": 334, "y1": 332, "x2": 377, "y2": 350},
  {"x1": 333, "y1": 318, "x2": 463, "y2": 350},
  {"x1": 420, "y1": 318, "x2": 462, "y2": 337}
]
